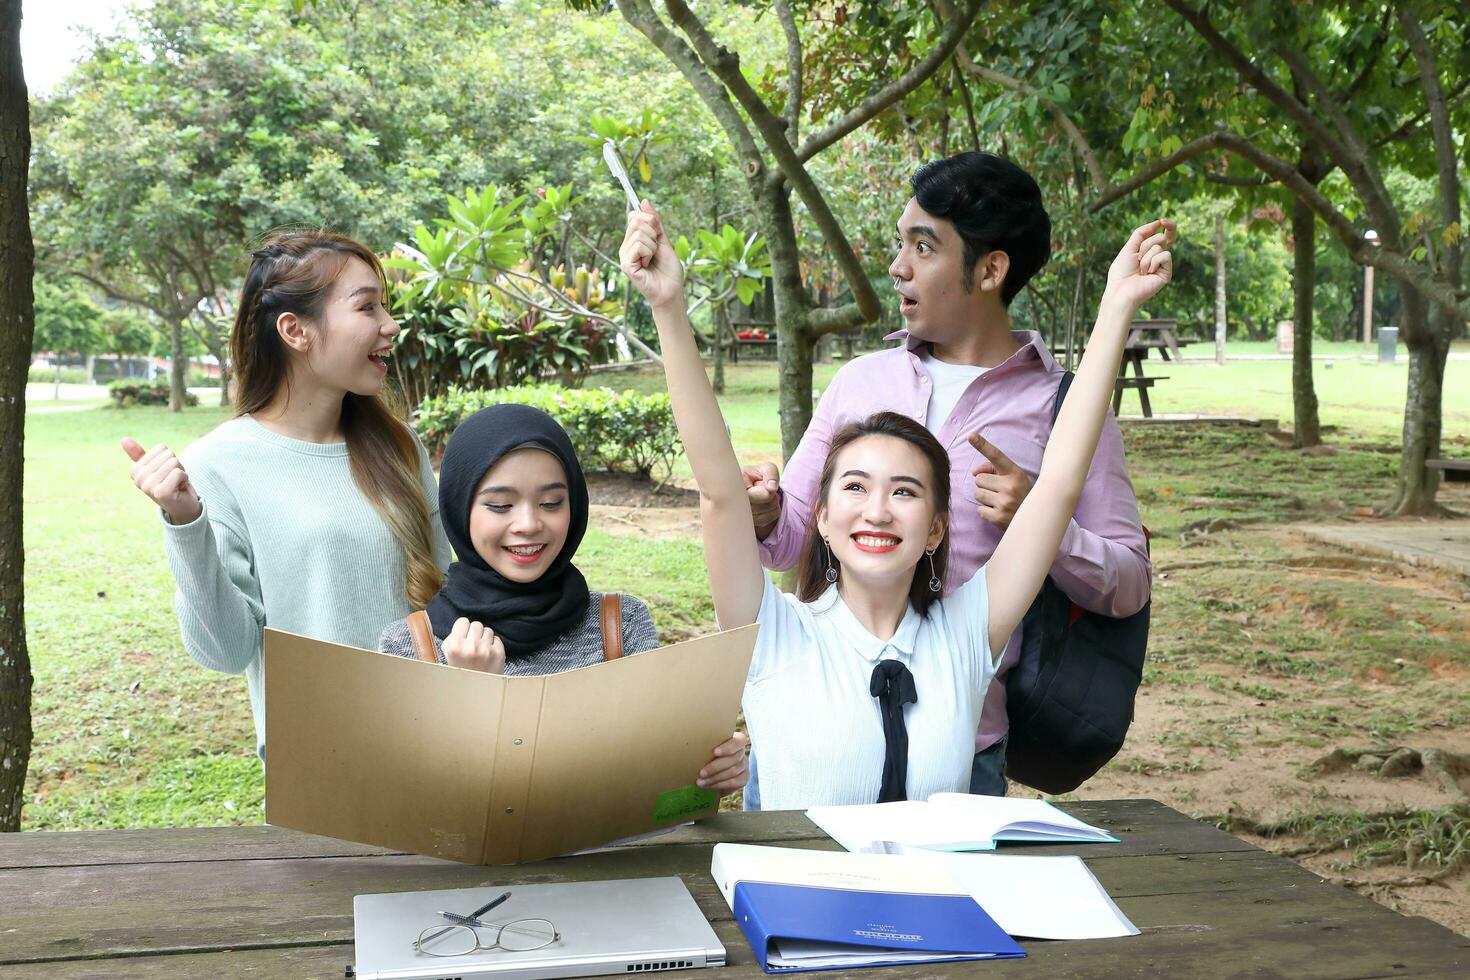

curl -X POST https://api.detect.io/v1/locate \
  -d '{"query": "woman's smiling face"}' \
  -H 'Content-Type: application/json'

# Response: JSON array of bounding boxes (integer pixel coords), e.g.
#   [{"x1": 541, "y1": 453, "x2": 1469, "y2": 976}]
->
[
  {"x1": 467, "y1": 447, "x2": 572, "y2": 583},
  {"x1": 816, "y1": 434, "x2": 947, "y2": 593}
]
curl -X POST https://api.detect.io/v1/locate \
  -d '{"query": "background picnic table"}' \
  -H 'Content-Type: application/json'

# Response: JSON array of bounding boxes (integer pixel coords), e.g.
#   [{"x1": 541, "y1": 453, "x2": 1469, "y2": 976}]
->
[{"x1": 1, "y1": 801, "x2": 1465, "y2": 978}]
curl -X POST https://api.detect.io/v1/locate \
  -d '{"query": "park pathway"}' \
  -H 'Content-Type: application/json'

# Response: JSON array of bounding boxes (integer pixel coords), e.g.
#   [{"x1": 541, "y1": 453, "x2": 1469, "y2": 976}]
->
[{"x1": 1299, "y1": 520, "x2": 1470, "y2": 583}]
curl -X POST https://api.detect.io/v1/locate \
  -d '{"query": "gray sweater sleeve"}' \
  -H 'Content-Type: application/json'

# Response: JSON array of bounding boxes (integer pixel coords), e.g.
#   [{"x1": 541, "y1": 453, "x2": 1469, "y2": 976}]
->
[
  {"x1": 161, "y1": 501, "x2": 266, "y2": 675},
  {"x1": 621, "y1": 595, "x2": 660, "y2": 655}
]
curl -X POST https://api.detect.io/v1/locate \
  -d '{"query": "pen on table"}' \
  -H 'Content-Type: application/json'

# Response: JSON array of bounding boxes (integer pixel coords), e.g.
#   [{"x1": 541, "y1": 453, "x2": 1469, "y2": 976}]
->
[
  {"x1": 438, "y1": 911, "x2": 491, "y2": 927},
  {"x1": 419, "y1": 890, "x2": 511, "y2": 947}
]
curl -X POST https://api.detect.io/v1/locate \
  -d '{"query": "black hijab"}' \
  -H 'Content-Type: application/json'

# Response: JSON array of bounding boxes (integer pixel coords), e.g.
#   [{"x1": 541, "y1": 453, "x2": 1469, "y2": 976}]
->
[{"x1": 425, "y1": 404, "x2": 591, "y2": 657}]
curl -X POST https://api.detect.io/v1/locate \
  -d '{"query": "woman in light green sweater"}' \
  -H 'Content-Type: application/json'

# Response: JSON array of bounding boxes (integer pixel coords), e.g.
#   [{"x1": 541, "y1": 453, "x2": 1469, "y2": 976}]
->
[{"x1": 122, "y1": 232, "x2": 451, "y2": 758}]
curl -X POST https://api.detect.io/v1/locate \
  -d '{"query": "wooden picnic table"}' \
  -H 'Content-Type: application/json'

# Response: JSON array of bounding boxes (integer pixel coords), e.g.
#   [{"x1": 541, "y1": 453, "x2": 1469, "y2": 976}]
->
[
  {"x1": 1, "y1": 801, "x2": 1465, "y2": 978},
  {"x1": 1125, "y1": 318, "x2": 1189, "y2": 362},
  {"x1": 1116, "y1": 319, "x2": 1196, "y2": 418},
  {"x1": 1051, "y1": 319, "x2": 1197, "y2": 418}
]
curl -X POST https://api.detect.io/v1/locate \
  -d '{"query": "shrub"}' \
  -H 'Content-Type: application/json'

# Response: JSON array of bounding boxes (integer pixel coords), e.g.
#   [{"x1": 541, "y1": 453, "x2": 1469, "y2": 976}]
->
[
  {"x1": 416, "y1": 384, "x2": 678, "y2": 480},
  {"x1": 28, "y1": 365, "x2": 91, "y2": 384},
  {"x1": 108, "y1": 379, "x2": 199, "y2": 408},
  {"x1": 189, "y1": 370, "x2": 223, "y2": 388}
]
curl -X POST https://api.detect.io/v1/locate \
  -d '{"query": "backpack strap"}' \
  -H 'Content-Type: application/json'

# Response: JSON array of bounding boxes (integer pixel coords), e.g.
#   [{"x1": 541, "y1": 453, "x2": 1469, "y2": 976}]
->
[
  {"x1": 407, "y1": 609, "x2": 439, "y2": 664},
  {"x1": 1052, "y1": 368, "x2": 1151, "y2": 548},
  {"x1": 1051, "y1": 370, "x2": 1075, "y2": 425},
  {"x1": 601, "y1": 593, "x2": 624, "y2": 661}
]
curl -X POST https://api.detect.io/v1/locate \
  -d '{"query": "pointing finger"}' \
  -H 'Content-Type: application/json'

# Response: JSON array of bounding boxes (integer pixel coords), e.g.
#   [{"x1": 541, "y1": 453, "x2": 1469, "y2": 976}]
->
[
  {"x1": 121, "y1": 437, "x2": 147, "y2": 462},
  {"x1": 967, "y1": 432, "x2": 1017, "y2": 474}
]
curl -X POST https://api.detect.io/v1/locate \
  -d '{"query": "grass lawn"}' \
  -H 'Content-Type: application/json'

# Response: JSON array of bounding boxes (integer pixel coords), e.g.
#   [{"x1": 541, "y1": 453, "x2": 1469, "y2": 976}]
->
[{"x1": 17, "y1": 358, "x2": 1470, "y2": 937}]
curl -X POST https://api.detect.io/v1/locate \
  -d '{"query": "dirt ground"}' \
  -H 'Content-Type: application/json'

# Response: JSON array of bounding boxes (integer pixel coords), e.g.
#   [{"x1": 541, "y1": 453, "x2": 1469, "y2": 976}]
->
[{"x1": 589, "y1": 471, "x2": 1470, "y2": 938}]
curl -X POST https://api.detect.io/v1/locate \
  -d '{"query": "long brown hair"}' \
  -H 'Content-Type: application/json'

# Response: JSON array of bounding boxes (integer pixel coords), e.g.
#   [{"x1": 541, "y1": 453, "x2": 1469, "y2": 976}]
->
[
  {"x1": 795, "y1": 412, "x2": 951, "y2": 616},
  {"x1": 230, "y1": 231, "x2": 443, "y2": 608}
]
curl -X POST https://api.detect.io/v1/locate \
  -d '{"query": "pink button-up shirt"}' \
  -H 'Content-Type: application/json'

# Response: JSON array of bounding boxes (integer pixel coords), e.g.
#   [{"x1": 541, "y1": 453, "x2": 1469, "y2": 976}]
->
[{"x1": 758, "y1": 330, "x2": 1152, "y2": 750}]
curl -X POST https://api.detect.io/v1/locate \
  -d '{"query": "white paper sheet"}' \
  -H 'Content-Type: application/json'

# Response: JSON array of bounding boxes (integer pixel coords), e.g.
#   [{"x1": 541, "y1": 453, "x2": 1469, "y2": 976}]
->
[{"x1": 919, "y1": 852, "x2": 1140, "y2": 940}]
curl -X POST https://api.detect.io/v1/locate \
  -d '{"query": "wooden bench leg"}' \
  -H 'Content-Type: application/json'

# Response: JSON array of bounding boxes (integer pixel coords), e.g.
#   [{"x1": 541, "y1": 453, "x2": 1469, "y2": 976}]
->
[
  {"x1": 1112, "y1": 385, "x2": 1124, "y2": 416},
  {"x1": 1137, "y1": 383, "x2": 1153, "y2": 418}
]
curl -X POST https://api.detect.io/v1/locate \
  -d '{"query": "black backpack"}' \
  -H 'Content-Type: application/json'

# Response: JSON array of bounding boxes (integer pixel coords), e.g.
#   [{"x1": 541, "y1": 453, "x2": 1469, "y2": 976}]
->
[{"x1": 1003, "y1": 371, "x2": 1150, "y2": 794}]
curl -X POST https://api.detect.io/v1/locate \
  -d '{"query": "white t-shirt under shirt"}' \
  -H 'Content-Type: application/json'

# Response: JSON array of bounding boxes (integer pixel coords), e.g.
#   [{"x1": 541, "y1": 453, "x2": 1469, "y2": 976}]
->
[
  {"x1": 918, "y1": 350, "x2": 988, "y2": 436},
  {"x1": 741, "y1": 573, "x2": 997, "y2": 810}
]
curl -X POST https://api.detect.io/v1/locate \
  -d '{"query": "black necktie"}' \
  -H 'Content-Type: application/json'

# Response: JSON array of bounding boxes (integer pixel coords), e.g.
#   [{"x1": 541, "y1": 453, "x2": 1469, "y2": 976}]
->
[{"x1": 869, "y1": 659, "x2": 918, "y2": 803}]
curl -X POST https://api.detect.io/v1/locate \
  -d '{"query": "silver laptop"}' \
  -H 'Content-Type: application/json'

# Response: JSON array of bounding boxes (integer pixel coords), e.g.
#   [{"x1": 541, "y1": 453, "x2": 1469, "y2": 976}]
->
[{"x1": 351, "y1": 876, "x2": 726, "y2": 980}]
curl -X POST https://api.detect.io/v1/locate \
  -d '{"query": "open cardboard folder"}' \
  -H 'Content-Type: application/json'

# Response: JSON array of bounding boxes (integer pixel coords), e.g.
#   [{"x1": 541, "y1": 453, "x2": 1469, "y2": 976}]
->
[{"x1": 263, "y1": 624, "x2": 757, "y2": 865}]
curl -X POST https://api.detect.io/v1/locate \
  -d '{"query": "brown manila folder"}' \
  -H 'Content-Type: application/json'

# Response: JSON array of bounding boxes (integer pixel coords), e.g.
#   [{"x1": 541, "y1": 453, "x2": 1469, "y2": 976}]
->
[{"x1": 264, "y1": 624, "x2": 757, "y2": 865}]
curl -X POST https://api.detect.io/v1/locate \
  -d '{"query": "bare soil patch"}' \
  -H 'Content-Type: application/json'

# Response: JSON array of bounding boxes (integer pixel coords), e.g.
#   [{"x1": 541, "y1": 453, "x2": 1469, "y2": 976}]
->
[
  {"x1": 586, "y1": 471, "x2": 699, "y2": 508},
  {"x1": 1069, "y1": 523, "x2": 1470, "y2": 936}
]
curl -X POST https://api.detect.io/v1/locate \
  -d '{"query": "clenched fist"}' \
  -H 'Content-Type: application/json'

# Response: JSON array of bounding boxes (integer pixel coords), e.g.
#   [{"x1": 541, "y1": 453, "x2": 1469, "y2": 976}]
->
[{"x1": 442, "y1": 617, "x2": 507, "y2": 674}]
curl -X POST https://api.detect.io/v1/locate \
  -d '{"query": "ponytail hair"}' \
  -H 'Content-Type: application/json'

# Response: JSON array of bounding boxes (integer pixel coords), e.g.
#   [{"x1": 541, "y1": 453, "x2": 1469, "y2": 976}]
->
[{"x1": 230, "y1": 231, "x2": 444, "y2": 608}]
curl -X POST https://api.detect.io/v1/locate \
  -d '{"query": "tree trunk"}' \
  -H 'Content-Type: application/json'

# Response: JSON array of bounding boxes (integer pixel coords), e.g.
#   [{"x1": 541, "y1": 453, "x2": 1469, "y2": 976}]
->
[
  {"x1": 1290, "y1": 197, "x2": 1321, "y2": 448},
  {"x1": 219, "y1": 358, "x2": 231, "y2": 407},
  {"x1": 712, "y1": 301, "x2": 727, "y2": 395},
  {"x1": 169, "y1": 319, "x2": 185, "y2": 412},
  {"x1": 775, "y1": 314, "x2": 815, "y2": 462},
  {"x1": 751, "y1": 181, "x2": 816, "y2": 461},
  {"x1": 52, "y1": 360, "x2": 59, "y2": 399},
  {"x1": 1391, "y1": 284, "x2": 1446, "y2": 516},
  {"x1": 1214, "y1": 212, "x2": 1227, "y2": 365},
  {"x1": 0, "y1": 0, "x2": 36, "y2": 832}
]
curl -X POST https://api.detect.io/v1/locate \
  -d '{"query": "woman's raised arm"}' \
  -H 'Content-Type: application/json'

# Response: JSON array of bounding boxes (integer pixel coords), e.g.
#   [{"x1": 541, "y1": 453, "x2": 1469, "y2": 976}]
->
[
  {"x1": 620, "y1": 203, "x2": 766, "y2": 629},
  {"x1": 983, "y1": 220, "x2": 1175, "y2": 655}
]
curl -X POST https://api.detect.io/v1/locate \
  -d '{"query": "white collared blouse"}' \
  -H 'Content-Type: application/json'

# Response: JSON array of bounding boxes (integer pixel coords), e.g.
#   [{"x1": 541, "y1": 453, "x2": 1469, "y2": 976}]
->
[{"x1": 740, "y1": 571, "x2": 996, "y2": 811}]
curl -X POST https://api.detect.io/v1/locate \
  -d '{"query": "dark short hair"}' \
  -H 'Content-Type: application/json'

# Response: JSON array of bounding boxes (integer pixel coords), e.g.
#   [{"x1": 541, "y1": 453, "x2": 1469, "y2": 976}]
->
[
  {"x1": 909, "y1": 152, "x2": 1051, "y2": 303},
  {"x1": 796, "y1": 412, "x2": 950, "y2": 617}
]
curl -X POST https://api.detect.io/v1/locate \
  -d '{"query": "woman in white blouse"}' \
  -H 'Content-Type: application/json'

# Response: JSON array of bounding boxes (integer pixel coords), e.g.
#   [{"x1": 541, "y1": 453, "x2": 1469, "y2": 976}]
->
[{"x1": 620, "y1": 202, "x2": 1173, "y2": 809}]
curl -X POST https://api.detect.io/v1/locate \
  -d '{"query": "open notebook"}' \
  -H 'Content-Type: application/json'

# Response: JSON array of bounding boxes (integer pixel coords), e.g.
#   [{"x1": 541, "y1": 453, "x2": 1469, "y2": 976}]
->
[{"x1": 806, "y1": 793, "x2": 1118, "y2": 853}]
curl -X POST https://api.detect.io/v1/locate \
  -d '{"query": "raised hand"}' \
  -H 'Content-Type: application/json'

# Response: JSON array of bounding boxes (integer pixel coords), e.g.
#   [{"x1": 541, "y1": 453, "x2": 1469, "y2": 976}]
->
[
  {"x1": 1104, "y1": 219, "x2": 1176, "y2": 310},
  {"x1": 442, "y1": 617, "x2": 507, "y2": 674},
  {"x1": 967, "y1": 433, "x2": 1032, "y2": 530},
  {"x1": 697, "y1": 730, "x2": 749, "y2": 795},
  {"x1": 619, "y1": 201, "x2": 685, "y2": 310},
  {"x1": 122, "y1": 437, "x2": 203, "y2": 525},
  {"x1": 742, "y1": 462, "x2": 782, "y2": 538}
]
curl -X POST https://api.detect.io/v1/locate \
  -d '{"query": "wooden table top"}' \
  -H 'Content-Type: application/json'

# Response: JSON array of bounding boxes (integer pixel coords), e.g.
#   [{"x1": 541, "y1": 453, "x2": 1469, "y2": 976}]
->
[{"x1": 1, "y1": 800, "x2": 1465, "y2": 978}]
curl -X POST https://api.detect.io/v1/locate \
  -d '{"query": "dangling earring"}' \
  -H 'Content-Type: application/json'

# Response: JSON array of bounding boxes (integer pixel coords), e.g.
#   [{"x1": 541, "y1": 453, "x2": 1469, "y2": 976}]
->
[
  {"x1": 926, "y1": 548, "x2": 941, "y2": 593},
  {"x1": 823, "y1": 537, "x2": 839, "y2": 584}
]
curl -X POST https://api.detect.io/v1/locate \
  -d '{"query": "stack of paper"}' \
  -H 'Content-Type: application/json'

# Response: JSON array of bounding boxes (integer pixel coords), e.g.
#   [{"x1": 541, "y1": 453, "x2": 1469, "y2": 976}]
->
[
  {"x1": 806, "y1": 793, "x2": 1118, "y2": 854},
  {"x1": 709, "y1": 843, "x2": 1139, "y2": 973},
  {"x1": 918, "y1": 851, "x2": 1140, "y2": 940},
  {"x1": 710, "y1": 844, "x2": 1024, "y2": 972}
]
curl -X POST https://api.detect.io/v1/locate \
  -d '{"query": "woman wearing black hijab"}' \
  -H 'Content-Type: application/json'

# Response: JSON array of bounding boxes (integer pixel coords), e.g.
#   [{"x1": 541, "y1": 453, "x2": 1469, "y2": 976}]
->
[{"x1": 378, "y1": 404, "x2": 748, "y2": 793}]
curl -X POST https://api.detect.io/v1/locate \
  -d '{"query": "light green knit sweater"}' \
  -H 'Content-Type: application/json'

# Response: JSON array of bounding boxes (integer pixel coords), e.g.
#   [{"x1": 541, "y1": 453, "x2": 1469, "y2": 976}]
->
[{"x1": 161, "y1": 415, "x2": 451, "y2": 757}]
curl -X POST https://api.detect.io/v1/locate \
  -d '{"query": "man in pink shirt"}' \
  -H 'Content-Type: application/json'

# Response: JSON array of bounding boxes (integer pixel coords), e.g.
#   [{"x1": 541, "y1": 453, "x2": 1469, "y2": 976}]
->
[{"x1": 742, "y1": 152, "x2": 1150, "y2": 802}]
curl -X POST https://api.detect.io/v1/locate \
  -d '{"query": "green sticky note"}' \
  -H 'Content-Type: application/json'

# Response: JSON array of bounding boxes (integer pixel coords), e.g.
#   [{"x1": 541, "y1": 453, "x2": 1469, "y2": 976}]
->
[{"x1": 653, "y1": 784, "x2": 718, "y2": 824}]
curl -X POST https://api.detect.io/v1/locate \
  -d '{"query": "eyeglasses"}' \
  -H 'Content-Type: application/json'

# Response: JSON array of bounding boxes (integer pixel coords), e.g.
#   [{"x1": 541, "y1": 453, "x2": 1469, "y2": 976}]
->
[{"x1": 414, "y1": 917, "x2": 560, "y2": 958}]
